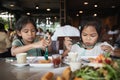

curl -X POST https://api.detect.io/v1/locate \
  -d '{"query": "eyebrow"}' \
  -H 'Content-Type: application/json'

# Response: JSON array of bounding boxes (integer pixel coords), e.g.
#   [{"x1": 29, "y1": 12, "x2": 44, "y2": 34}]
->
[
  {"x1": 82, "y1": 32, "x2": 97, "y2": 35},
  {"x1": 82, "y1": 31, "x2": 97, "y2": 34}
]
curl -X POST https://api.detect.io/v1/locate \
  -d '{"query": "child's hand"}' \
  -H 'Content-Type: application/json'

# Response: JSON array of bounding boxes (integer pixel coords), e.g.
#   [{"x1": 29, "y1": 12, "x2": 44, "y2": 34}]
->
[
  {"x1": 33, "y1": 38, "x2": 51, "y2": 49},
  {"x1": 45, "y1": 35, "x2": 52, "y2": 46},
  {"x1": 64, "y1": 37, "x2": 72, "y2": 51},
  {"x1": 101, "y1": 45, "x2": 113, "y2": 54},
  {"x1": 44, "y1": 34, "x2": 52, "y2": 46}
]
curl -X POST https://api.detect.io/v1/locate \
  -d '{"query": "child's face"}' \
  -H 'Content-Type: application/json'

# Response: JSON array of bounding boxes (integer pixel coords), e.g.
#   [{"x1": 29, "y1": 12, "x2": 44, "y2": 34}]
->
[
  {"x1": 81, "y1": 26, "x2": 98, "y2": 47},
  {"x1": 18, "y1": 23, "x2": 36, "y2": 43}
]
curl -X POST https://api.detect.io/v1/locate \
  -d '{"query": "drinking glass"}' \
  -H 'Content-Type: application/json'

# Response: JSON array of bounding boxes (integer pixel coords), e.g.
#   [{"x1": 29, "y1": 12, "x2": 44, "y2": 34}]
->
[
  {"x1": 52, "y1": 54, "x2": 61, "y2": 68},
  {"x1": 16, "y1": 53, "x2": 27, "y2": 64}
]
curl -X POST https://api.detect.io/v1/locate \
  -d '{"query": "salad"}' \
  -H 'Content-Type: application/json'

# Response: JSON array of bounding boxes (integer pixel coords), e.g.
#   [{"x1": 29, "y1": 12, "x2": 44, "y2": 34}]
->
[{"x1": 72, "y1": 54, "x2": 120, "y2": 80}]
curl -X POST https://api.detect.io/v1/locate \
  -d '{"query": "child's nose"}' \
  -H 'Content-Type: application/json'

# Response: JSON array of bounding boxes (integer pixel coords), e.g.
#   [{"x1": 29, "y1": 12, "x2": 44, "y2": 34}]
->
[
  {"x1": 87, "y1": 37, "x2": 91, "y2": 40},
  {"x1": 28, "y1": 31, "x2": 32, "y2": 35}
]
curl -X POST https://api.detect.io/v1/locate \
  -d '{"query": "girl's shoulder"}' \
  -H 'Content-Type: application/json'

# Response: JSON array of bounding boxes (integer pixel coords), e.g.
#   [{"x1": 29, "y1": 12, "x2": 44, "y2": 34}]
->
[
  {"x1": 12, "y1": 38, "x2": 21, "y2": 42},
  {"x1": 12, "y1": 38, "x2": 24, "y2": 46}
]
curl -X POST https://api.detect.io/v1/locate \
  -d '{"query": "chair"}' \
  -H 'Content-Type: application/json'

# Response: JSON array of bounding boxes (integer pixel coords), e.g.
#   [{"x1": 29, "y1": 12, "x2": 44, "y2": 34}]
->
[
  {"x1": 0, "y1": 47, "x2": 14, "y2": 58},
  {"x1": 50, "y1": 41, "x2": 59, "y2": 54}
]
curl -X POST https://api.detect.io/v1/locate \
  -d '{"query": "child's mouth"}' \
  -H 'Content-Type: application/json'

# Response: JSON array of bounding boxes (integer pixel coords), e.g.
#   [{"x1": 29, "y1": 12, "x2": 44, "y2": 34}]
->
[
  {"x1": 28, "y1": 37, "x2": 34, "y2": 41},
  {"x1": 82, "y1": 42, "x2": 94, "y2": 49},
  {"x1": 85, "y1": 42, "x2": 91, "y2": 46}
]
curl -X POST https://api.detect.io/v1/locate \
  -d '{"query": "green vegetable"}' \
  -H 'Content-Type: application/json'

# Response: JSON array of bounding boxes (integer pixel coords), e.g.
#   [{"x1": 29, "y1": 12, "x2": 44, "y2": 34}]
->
[
  {"x1": 104, "y1": 52, "x2": 111, "y2": 58},
  {"x1": 73, "y1": 64, "x2": 119, "y2": 80},
  {"x1": 105, "y1": 64, "x2": 118, "y2": 80}
]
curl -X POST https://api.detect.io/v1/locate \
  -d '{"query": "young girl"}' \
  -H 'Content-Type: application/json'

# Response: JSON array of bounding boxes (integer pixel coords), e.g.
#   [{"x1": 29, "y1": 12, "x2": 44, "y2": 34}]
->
[
  {"x1": 62, "y1": 17, "x2": 114, "y2": 57},
  {"x1": 11, "y1": 16, "x2": 51, "y2": 56}
]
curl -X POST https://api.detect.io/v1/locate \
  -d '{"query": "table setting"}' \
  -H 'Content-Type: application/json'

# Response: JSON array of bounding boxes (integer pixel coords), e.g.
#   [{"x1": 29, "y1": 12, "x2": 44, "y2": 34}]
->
[
  {"x1": 9, "y1": 53, "x2": 63, "y2": 68},
  {"x1": 0, "y1": 50, "x2": 120, "y2": 80},
  {"x1": 1, "y1": 54, "x2": 68, "y2": 80},
  {"x1": 30, "y1": 51, "x2": 120, "y2": 80}
]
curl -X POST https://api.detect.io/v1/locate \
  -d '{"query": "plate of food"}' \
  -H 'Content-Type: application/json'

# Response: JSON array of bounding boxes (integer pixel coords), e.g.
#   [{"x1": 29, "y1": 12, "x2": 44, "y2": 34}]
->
[
  {"x1": 28, "y1": 56, "x2": 53, "y2": 67},
  {"x1": 63, "y1": 56, "x2": 97, "y2": 65}
]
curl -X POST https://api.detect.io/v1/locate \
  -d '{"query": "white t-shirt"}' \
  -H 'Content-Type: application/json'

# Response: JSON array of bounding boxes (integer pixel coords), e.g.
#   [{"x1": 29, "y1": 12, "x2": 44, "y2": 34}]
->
[
  {"x1": 51, "y1": 25, "x2": 80, "y2": 41},
  {"x1": 70, "y1": 42, "x2": 114, "y2": 58}
]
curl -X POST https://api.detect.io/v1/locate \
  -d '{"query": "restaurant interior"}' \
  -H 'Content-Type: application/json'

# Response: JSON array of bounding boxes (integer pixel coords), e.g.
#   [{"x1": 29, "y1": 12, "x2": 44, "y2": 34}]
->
[
  {"x1": 0, "y1": 0, "x2": 120, "y2": 54},
  {"x1": 0, "y1": 0, "x2": 120, "y2": 28},
  {"x1": 0, "y1": 0, "x2": 120, "y2": 80},
  {"x1": 0, "y1": 0, "x2": 120, "y2": 48}
]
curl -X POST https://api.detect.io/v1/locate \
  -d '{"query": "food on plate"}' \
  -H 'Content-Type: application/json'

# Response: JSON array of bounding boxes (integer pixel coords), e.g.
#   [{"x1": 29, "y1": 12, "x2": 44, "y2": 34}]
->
[
  {"x1": 56, "y1": 76, "x2": 63, "y2": 80},
  {"x1": 40, "y1": 54, "x2": 120, "y2": 80},
  {"x1": 72, "y1": 54, "x2": 120, "y2": 80},
  {"x1": 72, "y1": 64, "x2": 119, "y2": 80},
  {"x1": 62, "y1": 67, "x2": 71, "y2": 80},
  {"x1": 38, "y1": 58, "x2": 51, "y2": 63},
  {"x1": 91, "y1": 54, "x2": 113, "y2": 65},
  {"x1": 41, "y1": 67, "x2": 71, "y2": 80},
  {"x1": 88, "y1": 58, "x2": 95, "y2": 62},
  {"x1": 41, "y1": 72, "x2": 54, "y2": 80}
]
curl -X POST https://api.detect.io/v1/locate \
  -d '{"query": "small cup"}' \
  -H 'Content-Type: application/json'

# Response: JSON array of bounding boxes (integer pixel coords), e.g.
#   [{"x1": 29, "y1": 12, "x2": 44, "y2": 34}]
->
[
  {"x1": 16, "y1": 53, "x2": 27, "y2": 64},
  {"x1": 68, "y1": 52, "x2": 78, "y2": 62},
  {"x1": 52, "y1": 54, "x2": 61, "y2": 68}
]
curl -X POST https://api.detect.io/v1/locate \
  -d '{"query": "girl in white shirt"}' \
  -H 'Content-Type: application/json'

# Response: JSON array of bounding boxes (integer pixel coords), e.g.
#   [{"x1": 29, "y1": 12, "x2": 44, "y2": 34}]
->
[{"x1": 62, "y1": 17, "x2": 114, "y2": 58}]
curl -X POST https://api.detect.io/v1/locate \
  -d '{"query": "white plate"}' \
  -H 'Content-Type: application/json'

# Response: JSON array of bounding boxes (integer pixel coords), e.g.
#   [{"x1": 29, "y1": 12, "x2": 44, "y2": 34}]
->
[
  {"x1": 81, "y1": 56, "x2": 97, "y2": 59},
  {"x1": 29, "y1": 63, "x2": 53, "y2": 67},
  {"x1": 63, "y1": 56, "x2": 97, "y2": 65},
  {"x1": 83, "y1": 62, "x2": 104, "y2": 68},
  {"x1": 27, "y1": 56, "x2": 53, "y2": 67},
  {"x1": 11, "y1": 62, "x2": 28, "y2": 67}
]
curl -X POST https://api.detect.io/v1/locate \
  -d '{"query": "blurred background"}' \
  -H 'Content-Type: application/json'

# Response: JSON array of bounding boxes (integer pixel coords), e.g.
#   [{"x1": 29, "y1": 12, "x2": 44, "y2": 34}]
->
[{"x1": 0, "y1": 0, "x2": 119, "y2": 31}]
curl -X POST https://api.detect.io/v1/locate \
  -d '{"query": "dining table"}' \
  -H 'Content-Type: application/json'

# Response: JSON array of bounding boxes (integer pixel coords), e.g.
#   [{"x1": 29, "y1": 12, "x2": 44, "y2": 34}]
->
[
  {"x1": 0, "y1": 48, "x2": 120, "y2": 80},
  {"x1": 0, "y1": 57, "x2": 68, "y2": 80}
]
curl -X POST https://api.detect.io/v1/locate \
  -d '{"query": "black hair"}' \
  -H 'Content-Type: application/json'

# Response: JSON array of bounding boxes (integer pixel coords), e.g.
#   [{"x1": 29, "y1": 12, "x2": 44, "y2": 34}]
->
[
  {"x1": 15, "y1": 16, "x2": 37, "y2": 39},
  {"x1": 80, "y1": 17, "x2": 102, "y2": 42}
]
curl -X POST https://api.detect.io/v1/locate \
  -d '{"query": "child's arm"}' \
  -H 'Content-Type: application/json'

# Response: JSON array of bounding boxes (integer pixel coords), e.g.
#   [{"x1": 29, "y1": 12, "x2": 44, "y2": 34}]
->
[
  {"x1": 11, "y1": 39, "x2": 50, "y2": 56},
  {"x1": 62, "y1": 37, "x2": 72, "y2": 57},
  {"x1": 11, "y1": 44, "x2": 34, "y2": 56}
]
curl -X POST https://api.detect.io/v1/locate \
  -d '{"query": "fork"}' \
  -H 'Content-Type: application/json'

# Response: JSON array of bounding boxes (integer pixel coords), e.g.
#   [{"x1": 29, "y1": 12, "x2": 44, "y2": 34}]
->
[{"x1": 44, "y1": 35, "x2": 49, "y2": 60}]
